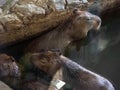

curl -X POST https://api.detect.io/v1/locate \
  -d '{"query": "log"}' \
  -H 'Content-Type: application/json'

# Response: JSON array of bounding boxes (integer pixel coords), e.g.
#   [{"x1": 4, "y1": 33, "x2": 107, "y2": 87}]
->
[
  {"x1": 0, "y1": 0, "x2": 119, "y2": 48},
  {"x1": 0, "y1": 0, "x2": 88, "y2": 48}
]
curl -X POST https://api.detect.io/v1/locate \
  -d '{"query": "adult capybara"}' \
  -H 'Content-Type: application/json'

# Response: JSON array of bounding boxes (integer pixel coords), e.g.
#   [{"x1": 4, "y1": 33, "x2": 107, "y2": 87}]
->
[
  {"x1": 25, "y1": 9, "x2": 101, "y2": 53},
  {"x1": 28, "y1": 50, "x2": 114, "y2": 90}
]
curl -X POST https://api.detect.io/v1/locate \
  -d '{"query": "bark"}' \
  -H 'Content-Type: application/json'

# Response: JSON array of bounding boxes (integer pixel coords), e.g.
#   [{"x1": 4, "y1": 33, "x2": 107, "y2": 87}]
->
[
  {"x1": 0, "y1": 0, "x2": 88, "y2": 48},
  {"x1": 0, "y1": 0, "x2": 119, "y2": 48}
]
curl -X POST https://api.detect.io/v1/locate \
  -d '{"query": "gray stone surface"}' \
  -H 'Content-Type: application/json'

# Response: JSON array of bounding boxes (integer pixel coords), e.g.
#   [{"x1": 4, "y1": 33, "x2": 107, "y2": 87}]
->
[
  {"x1": 0, "y1": 0, "x2": 6, "y2": 7},
  {"x1": 0, "y1": 81, "x2": 13, "y2": 90},
  {"x1": 53, "y1": 0, "x2": 65, "y2": 10}
]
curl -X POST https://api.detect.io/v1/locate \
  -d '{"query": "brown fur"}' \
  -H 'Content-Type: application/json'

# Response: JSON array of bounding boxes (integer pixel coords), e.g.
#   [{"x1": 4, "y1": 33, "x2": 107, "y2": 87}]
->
[
  {"x1": 28, "y1": 50, "x2": 114, "y2": 90},
  {"x1": 30, "y1": 51, "x2": 62, "y2": 76},
  {"x1": 0, "y1": 54, "x2": 21, "y2": 77},
  {"x1": 0, "y1": 54, "x2": 21, "y2": 90},
  {"x1": 25, "y1": 9, "x2": 101, "y2": 53},
  {"x1": 21, "y1": 51, "x2": 62, "y2": 90},
  {"x1": 22, "y1": 80, "x2": 49, "y2": 90}
]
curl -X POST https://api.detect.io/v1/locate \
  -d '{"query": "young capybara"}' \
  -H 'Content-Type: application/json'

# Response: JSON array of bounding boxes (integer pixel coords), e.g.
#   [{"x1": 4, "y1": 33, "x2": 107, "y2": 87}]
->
[
  {"x1": 0, "y1": 54, "x2": 21, "y2": 90},
  {"x1": 28, "y1": 50, "x2": 115, "y2": 90},
  {"x1": 25, "y1": 9, "x2": 101, "y2": 53},
  {"x1": 0, "y1": 54, "x2": 21, "y2": 78},
  {"x1": 20, "y1": 50, "x2": 62, "y2": 90}
]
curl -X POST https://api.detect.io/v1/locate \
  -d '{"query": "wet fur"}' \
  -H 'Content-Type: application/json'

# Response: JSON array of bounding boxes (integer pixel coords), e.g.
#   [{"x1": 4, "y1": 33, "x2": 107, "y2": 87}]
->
[
  {"x1": 0, "y1": 54, "x2": 21, "y2": 77},
  {"x1": 0, "y1": 54, "x2": 21, "y2": 90},
  {"x1": 21, "y1": 51, "x2": 62, "y2": 90},
  {"x1": 61, "y1": 56, "x2": 114, "y2": 90},
  {"x1": 25, "y1": 9, "x2": 101, "y2": 53},
  {"x1": 28, "y1": 51, "x2": 114, "y2": 90}
]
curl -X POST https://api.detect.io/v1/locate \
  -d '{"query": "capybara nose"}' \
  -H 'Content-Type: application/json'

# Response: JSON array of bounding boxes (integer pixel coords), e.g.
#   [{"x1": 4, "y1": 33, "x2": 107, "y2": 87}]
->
[{"x1": 93, "y1": 16, "x2": 101, "y2": 30}]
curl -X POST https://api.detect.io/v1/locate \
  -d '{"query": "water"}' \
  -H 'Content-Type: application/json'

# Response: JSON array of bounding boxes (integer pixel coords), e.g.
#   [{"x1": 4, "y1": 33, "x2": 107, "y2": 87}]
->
[{"x1": 64, "y1": 17, "x2": 120, "y2": 90}]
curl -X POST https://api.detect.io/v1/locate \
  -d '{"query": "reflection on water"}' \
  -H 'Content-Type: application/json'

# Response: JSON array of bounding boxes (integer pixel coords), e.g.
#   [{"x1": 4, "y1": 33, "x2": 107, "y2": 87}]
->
[{"x1": 64, "y1": 17, "x2": 120, "y2": 90}]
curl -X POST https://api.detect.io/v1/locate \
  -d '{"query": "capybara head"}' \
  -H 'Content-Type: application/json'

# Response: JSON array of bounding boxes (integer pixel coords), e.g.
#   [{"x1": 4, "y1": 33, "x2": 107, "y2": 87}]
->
[
  {"x1": 30, "y1": 50, "x2": 61, "y2": 76},
  {"x1": 0, "y1": 54, "x2": 21, "y2": 77},
  {"x1": 69, "y1": 9, "x2": 101, "y2": 40}
]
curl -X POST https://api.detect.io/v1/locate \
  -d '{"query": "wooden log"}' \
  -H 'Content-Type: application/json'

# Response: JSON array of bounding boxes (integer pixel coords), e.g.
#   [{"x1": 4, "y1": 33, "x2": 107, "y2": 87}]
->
[
  {"x1": 0, "y1": 0, "x2": 88, "y2": 48},
  {"x1": 0, "y1": 0, "x2": 119, "y2": 48}
]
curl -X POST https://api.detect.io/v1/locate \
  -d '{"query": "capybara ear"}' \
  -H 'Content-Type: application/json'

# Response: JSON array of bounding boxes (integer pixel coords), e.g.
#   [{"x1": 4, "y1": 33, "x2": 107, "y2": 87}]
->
[
  {"x1": 10, "y1": 56, "x2": 15, "y2": 62},
  {"x1": 73, "y1": 8, "x2": 82, "y2": 15}
]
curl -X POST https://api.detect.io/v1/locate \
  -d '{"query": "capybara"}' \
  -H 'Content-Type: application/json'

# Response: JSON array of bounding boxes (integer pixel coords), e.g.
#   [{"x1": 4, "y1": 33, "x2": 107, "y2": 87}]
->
[
  {"x1": 0, "y1": 54, "x2": 21, "y2": 89},
  {"x1": 27, "y1": 50, "x2": 114, "y2": 90},
  {"x1": 0, "y1": 54, "x2": 21, "y2": 78},
  {"x1": 21, "y1": 50, "x2": 62, "y2": 90},
  {"x1": 25, "y1": 9, "x2": 101, "y2": 53}
]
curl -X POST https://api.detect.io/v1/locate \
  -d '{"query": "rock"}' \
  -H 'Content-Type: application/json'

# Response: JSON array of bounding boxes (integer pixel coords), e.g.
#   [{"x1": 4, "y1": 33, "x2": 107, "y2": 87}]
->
[
  {"x1": 1, "y1": 0, "x2": 19, "y2": 14},
  {"x1": 2, "y1": 0, "x2": 119, "y2": 48},
  {"x1": 0, "y1": 13, "x2": 23, "y2": 31},
  {"x1": 0, "y1": 81, "x2": 13, "y2": 90},
  {"x1": 11, "y1": 3, "x2": 45, "y2": 24},
  {"x1": 0, "y1": 0, "x2": 90, "y2": 47},
  {"x1": 12, "y1": 4, "x2": 45, "y2": 16},
  {"x1": 53, "y1": 0, "x2": 65, "y2": 10},
  {"x1": 17, "y1": 0, "x2": 56, "y2": 13},
  {"x1": 0, "y1": 10, "x2": 71, "y2": 48},
  {"x1": 65, "y1": 0, "x2": 88, "y2": 9},
  {"x1": 0, "y1": 0, "x2": 7, "y2": 7}
]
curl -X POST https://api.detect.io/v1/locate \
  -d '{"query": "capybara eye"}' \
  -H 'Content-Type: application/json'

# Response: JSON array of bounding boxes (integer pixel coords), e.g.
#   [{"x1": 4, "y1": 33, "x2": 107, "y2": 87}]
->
[
  {"x1": 73, "y1": 8, "x2": 78, "y2": 14},
  {"x1": 59, "y1": 52, "x2": 62, "y2": 56},
  {"x1": 86, "y1": 18, "x2": 91, "y2": 21},
  {"x1": 73, "y1": 8, "x2": 81, "y2": 14}
]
